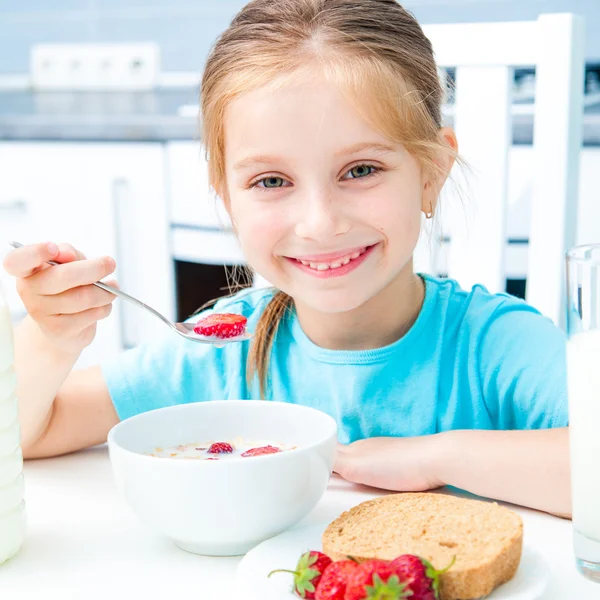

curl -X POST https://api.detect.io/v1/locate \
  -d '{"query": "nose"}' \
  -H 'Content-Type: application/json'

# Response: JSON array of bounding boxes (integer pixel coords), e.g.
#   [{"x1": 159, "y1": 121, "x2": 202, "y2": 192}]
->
[{"x1": 294, "y1": 187, "x2": 350, "y2": 242}]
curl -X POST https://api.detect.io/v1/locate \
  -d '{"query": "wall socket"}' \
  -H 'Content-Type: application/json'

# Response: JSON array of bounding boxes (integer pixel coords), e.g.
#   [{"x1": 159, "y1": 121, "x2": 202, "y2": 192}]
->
[{"x1": 30, "y1": 43, "x2": 161, "y2": 91}]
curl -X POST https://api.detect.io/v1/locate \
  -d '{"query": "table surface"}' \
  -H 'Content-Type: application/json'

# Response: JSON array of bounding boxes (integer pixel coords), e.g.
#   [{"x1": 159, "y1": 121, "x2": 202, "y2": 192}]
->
[{"x1": 1, "y1": 445, "x2": 598, "y2": 600}]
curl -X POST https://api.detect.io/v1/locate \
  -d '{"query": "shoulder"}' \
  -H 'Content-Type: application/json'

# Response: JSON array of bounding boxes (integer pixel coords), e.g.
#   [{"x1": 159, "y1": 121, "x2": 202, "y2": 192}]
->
[
  {"x1": 423, "y1": 277, "x2": 567, "y2": 428},
  {"x1": 424, "y1": 276, "x2": 565, "y2": 383},
  {"x1": 423, "y1": 274, "x2": 559, "y2": 338}
]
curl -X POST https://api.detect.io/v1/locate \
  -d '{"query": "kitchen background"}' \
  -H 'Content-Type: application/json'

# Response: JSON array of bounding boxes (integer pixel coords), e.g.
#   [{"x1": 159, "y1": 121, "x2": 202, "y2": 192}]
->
[
  {"x1": 1, "y1": 1, "x2": 600, "y2": 74},
  {"x1": 0, "y1": 0, "x2": 599, "y2": 367}
]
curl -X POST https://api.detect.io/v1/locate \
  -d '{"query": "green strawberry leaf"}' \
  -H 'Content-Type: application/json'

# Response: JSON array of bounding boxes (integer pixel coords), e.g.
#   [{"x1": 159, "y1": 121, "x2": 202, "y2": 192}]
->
[
  {"x1": 366, "y1": 574, "x2": 413, "y2": 599},
  {"x1": 423, "y1": 555, "x2": 456, "y2": 599},
  {"x1": 297, "y1": 551, "x2": 319, "y2": 570},
  {"x1": 292, "y1": 552, "x2": 323, "y2": 597},
  {"x1": 270, "y1": 552, "x2": 325, "y2": 598},
  {"x1": 294, "y1": 568, "x2": 320, "y2": 597}
]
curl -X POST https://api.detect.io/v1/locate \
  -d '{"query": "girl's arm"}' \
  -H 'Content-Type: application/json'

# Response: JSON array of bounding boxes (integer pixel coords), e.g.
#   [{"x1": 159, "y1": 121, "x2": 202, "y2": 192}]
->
[
  {"x1": 16, "y1": 316, "x2": 118, "y2": 459},
  {"x1": 334, "y1": 427, "x2": 571, "y2": 517},
  {"x1": 436, "y1": 427, "x2": 570, "y2": 517},
  {"x1": 3, "y1": 242, "x2": 119, "y2": 457},
  {"x1": 21, "y1": 361, "x2": 119, "y2": 460}
]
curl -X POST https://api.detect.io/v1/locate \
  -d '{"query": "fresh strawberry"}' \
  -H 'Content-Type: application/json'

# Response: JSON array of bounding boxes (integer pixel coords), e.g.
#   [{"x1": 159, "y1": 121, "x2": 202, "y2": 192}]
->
[
  {"x1": 390, "y1": 555, "x2": 456, "y2": 600},
  {"x1": 315, "y1": 560, "x2": 357, "y2": 600},
  {"x1": 193, "y1": 313, "x2": 247, "y2": 339},
  {"x1": 344, "y1": 559, "x2": 411, "y2": 600},
  {"x1": 207, "y1": 442, "x2": 233, "y2": 454},
  {"x1": 269, "y1": 551, "x2": 332, "y2": 599},
  {"x1": 241, "y1": 445, "x2": 282, "y2": 457}
]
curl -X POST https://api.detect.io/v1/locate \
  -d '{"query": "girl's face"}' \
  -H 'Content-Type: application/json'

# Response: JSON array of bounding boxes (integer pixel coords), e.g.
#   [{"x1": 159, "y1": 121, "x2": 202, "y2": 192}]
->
[{"x1": 223, "y1": 77, "x2": 440, "y2": 314}]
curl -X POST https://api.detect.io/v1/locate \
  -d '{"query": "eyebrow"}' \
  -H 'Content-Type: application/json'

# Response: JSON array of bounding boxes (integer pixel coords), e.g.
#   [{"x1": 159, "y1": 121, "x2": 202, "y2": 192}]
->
[
  {"x1": 233, "y1": 154, "x2": 283, "y2": 172},
  {"x1": 334, "y1": 142, "x2": 397, "y2": 157},
  {"x1": 232, "y1": 142, "x2": 397, "y2": 172}
]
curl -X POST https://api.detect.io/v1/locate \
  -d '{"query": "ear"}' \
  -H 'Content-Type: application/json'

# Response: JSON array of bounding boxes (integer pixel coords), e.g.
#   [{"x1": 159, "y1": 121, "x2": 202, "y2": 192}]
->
[{"x1": 421, "y1": 127, "x2": 458, "y2": 216}]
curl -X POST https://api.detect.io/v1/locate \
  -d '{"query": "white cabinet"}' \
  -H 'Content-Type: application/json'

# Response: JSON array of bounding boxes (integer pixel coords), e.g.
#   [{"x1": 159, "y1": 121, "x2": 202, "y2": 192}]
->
[
  {"x1": 0, "y1": 142, "x2": 174, "y2": 369},
  {"x1": 167, "y1": 141, "x2": 231, "y2": 230},
  {"x1": 166, "y1": 141, "x2": 244, "y2": 265}
]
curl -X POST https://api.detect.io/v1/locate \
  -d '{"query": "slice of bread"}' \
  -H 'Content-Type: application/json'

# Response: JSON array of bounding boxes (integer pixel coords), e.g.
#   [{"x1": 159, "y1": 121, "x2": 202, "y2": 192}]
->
[{"x1": 322, "y1": 492, "x2": 523, "y2": 600}]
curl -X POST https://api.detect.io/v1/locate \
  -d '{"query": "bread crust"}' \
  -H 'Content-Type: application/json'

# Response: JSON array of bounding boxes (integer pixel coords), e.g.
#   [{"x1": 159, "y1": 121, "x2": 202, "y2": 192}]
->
[{"x1": 322, "y1": 493, "x2": 523, "y2": 600}]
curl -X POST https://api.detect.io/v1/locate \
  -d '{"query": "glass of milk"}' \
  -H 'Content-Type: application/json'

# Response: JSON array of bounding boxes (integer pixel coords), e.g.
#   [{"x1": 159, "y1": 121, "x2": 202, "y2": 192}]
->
[
  {"x1": 566, "y1": 244, "x2": 600, "y2": 582},
  {"x1": 0, "y1": 283, "x2": 25, "y2": 565}
]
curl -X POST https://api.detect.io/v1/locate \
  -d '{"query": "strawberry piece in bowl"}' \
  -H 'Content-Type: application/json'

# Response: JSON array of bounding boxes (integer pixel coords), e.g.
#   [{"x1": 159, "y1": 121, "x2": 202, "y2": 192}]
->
[
  {"x1": 241, "y1": 445, "x2": 282, "y2": 458},
  {"x1": 193, "y1": 313, "x2": 248, "y2": 339},
  {"x1": 207, "y1": 442, "x2": 234, "y2": 454}
]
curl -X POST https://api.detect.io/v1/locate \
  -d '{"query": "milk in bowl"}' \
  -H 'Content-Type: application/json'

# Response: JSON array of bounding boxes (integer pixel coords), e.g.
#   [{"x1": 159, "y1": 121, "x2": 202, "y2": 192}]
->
[{"x1": 147, "y1": 437, "x2": 297, "y2": 460}]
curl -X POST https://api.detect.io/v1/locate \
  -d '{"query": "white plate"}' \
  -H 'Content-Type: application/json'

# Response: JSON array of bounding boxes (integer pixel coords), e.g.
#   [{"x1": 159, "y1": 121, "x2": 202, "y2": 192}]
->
[{"x1": 235, "y1": 523, "x2": 548, "y2": 600}]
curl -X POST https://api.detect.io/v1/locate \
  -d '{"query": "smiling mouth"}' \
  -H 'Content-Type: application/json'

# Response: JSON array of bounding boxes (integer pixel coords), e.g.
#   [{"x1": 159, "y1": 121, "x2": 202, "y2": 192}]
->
[{"x1": 289, "y1": 245, "x2": 373, "y2": 272}]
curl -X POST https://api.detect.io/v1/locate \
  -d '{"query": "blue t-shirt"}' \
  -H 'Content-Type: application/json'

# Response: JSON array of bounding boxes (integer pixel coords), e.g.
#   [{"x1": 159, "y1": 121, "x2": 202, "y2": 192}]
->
[{"x1": 101, "y1": 275, "x2": 568, "y2": 443}]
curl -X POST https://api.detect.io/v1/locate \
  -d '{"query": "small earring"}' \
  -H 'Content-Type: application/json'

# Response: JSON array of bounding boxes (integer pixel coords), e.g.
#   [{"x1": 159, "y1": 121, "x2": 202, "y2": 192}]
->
[{"x1": 424, "y1": 203, "x2": 434, "y2": 219}]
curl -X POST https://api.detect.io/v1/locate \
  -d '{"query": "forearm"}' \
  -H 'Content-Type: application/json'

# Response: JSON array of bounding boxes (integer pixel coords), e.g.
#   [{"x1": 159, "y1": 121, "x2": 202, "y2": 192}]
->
[
  {"x1": 436, "y1": 428, "x2": 571, "y2": 517},
  {"x1": 14, "y1": 315, "x2": 80, "y2": 449}
]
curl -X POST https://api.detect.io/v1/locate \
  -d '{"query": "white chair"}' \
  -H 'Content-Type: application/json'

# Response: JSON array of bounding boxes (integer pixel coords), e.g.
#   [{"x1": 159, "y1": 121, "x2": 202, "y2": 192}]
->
[{"x1": 414, "y1": 13, "x2": 586, "y2": 329}]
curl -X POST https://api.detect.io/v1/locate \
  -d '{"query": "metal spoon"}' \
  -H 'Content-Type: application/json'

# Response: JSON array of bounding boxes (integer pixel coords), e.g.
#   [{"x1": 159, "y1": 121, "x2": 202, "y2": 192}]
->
[{"x1": 8, "y1": 241, "x2": 251, "y2": 345}]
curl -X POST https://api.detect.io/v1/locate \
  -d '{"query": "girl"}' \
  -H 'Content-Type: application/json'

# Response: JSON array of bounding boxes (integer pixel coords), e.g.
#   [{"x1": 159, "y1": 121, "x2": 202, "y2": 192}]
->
[{"x1": 3, "y1": 0, "x2": 570, "y2": 517}]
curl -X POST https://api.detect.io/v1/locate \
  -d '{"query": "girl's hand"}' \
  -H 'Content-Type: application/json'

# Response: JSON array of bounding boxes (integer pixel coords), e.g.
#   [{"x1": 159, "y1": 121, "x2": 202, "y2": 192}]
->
[
  {"x1": 3, "y1": 241, "x2": 117, "y2": 355},
  {"x1": 333, "y1": 435, "x2": 446, "y2": 492}
]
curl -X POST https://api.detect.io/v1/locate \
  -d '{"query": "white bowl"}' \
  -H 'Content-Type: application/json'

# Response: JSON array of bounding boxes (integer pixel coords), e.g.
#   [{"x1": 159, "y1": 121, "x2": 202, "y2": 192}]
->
[{"x1": 107, "y1": 400, "x2": 338, "y2": 556}]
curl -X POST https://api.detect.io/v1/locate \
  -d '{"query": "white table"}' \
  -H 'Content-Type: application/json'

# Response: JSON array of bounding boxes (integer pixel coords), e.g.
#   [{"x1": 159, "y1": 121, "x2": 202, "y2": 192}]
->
[{"x1": 1, "y1": 446, "x2": 598, "y2": 599}]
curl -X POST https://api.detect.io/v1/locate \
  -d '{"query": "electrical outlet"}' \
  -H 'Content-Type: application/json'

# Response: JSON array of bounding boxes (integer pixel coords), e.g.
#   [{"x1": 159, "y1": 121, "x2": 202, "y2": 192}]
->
[{"x1": 30, "y1": 43, "x2": 161, "y2": 90}]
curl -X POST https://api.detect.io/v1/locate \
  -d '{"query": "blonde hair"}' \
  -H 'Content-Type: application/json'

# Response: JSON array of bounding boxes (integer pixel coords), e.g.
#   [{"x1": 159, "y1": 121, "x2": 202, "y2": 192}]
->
[{"x1": 201, "y1": 0, "x2": 451, "y2": 396}]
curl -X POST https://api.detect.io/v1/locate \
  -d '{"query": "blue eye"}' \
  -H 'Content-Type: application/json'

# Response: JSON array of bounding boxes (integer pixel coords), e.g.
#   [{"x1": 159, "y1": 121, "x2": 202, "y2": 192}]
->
[
  {"x1": 345, "y1": 164, "x2": 379, "y2": 180},
  {"x1": 350, "y1": 165, "x2": 374, "y2": 178},
  {"x1": 258, "y1": 176, "x2": 285, "y2": 188}
]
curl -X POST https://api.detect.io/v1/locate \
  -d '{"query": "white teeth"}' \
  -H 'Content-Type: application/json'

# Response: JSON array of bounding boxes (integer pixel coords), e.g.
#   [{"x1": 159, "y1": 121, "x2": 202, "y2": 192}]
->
[{"x1": 297, "y1": 247, "x2": 369, "y2": 271}]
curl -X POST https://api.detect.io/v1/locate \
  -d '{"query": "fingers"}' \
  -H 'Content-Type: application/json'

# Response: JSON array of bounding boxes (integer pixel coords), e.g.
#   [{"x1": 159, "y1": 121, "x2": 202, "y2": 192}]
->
[
  {"x1": 3, "y1": 241, "x2": 87, "y2": 278},
  {"x1": 26, "y1": 255, "x2": 116, "y2": 296},
  {"x1": 54, "y1": 242, "x2": 86, "y2": 263},
  {"x1": 30, "y1": 282, "x2": 116, "y2": 316},
  {"x1": 4, "y1": 241, "x2": 118, "y2": 354},
  {"x1": 3, "y1": 241, "x2": 60, "y2": 277},
  {"x1": 41, "y1": 304, "x2": 114, "y2": 338},
  {"x1": 333, "y1": 443, "x2": 346, "y2": 475}
]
